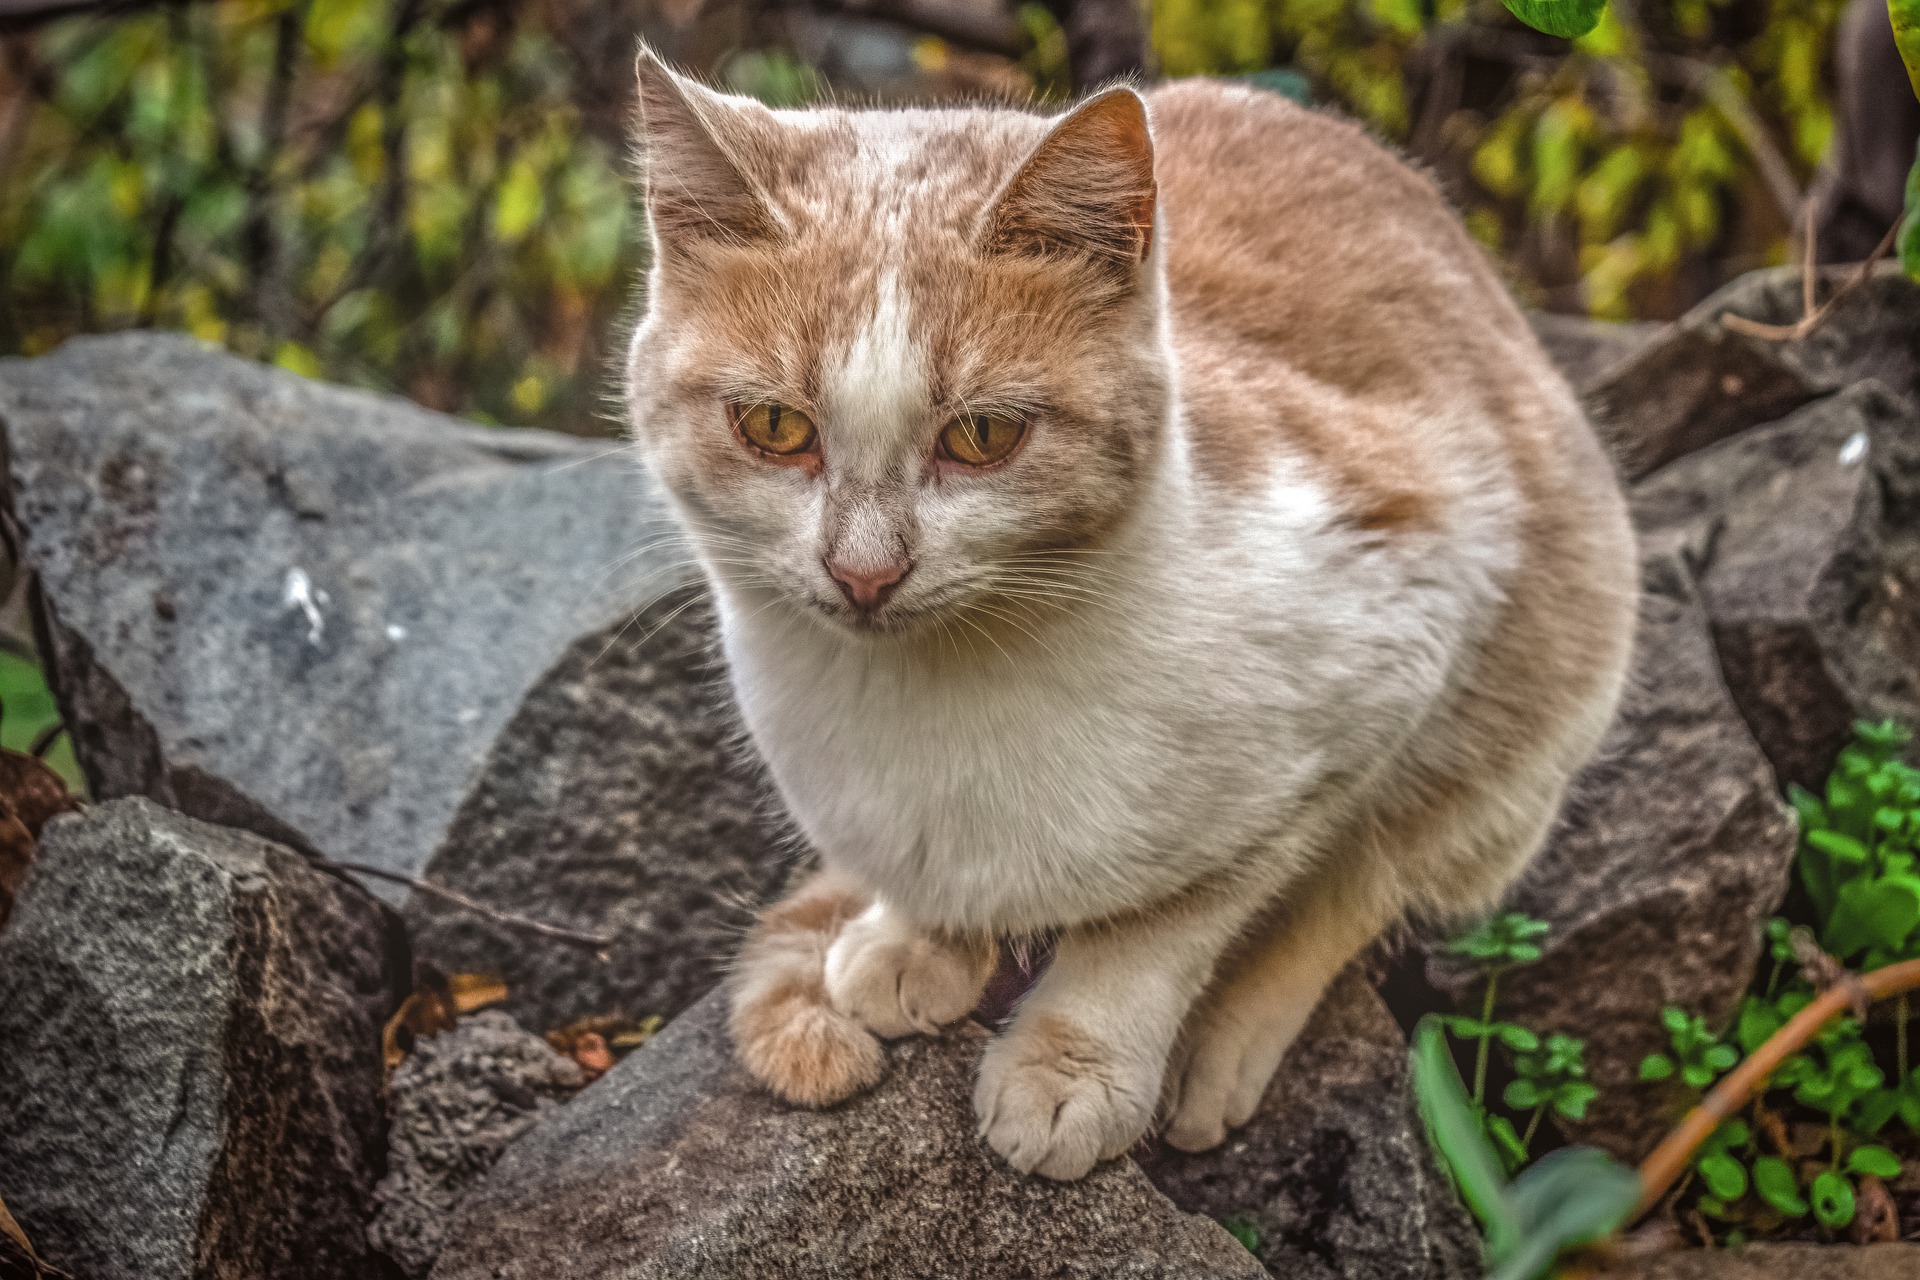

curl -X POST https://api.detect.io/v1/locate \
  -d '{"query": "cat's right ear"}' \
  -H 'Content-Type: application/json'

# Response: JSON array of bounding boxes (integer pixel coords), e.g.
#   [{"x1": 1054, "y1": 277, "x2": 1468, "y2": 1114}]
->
[{"x1": 633, "y1": 48, "x2": 784, "y2": 249}]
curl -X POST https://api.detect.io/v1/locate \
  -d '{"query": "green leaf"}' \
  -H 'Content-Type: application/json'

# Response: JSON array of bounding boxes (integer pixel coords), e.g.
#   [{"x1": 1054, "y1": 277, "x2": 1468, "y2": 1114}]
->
[
  {"x1": 1496, "y1": 1024, "x2": 1541, "y2": 1053},
  {"x1": 1488, "y1": 1111, "x2": 1531, "y2": 1173},
  {"x1": 1753, "y1": 1156, "x2": 1808, "y2": 1216},
  {"x1": 1487, "y1": 1147, "x2": 1641, "y2": 1280},
  {"x1": 1505, "y1": 1079, "x2": 1545, "y2": 1110},
  {"x1": 1553, "y1": 1081, "x2": 1598, "y2": 1120},
  {"x1": 1698, "y1": 1152, "x2": 1748, "y2": 1200},
  {"x1": 1411, "y1": 1017, "x2": 1520, "y2": 1257},
  {"x1": 1499, "y1": 0, "x2": 1608, "y2": 39},
  {"x1": 1902, "y1": 141, "x2": 1920, "y2": 285},
  {"x1": 1826, "y1": 876, "x2": 1920, "y2": 957},
  {"x1": 1846, "y1": 1145, "x2": 1904, "y2": 1178},
  {"x1": 1811, "y1": 1169, "x2": 1856, "y2": 1228},
  {"x1": 1893, "y1": 0, "x2": 1920, "y2": 99},
  {"x1": 1639, "y1": 1054, "x2": 1675, "y2": 1081}
]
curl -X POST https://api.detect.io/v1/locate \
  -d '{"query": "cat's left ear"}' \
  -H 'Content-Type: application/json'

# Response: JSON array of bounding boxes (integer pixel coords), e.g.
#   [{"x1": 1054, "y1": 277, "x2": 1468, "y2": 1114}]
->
[{"x1": 981, "y1": 88, "x2": 1156, "y2": 267}]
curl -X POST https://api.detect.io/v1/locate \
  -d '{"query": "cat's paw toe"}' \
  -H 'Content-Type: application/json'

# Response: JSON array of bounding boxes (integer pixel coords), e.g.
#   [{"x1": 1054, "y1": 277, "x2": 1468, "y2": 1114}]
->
[
  {"x1": 730, "y1": 983, "x2": 886, "y2": 1108},
  {"x1": 974, "y1": 1014, "x2": 1154, "y2": 1180},
  {"x1": 1162, "y1": 1031, "x2": 1244, "y2": 1152},
  {"x1": 823, "y1": 912, "x2": 991, "y2": 1039}
]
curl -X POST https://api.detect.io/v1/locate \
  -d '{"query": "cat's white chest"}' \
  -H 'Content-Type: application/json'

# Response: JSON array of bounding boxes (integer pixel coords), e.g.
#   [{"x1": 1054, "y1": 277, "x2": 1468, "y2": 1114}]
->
[{"x1": 716, "y1": 575, "x2": 1376, "y2": 934}]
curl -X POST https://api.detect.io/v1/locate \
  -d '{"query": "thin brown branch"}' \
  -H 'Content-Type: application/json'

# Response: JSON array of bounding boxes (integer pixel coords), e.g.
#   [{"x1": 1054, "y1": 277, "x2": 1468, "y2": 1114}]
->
[
  {"x1": 1633, "y1": 956, "x2": 1920, "y2": 1220},
  {"x1": 323, "y1": 859, "x2": 613, "y2": 954},
  {"x1": 1720, "y1": 215, "x2": 1902, "y2": 341}
]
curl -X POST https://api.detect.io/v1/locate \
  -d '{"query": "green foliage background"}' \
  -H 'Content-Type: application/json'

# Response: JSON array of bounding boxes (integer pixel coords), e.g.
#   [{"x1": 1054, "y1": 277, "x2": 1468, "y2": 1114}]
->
[{"x1": 0, "y1": 0, "x2": 1854, "y2": 436}]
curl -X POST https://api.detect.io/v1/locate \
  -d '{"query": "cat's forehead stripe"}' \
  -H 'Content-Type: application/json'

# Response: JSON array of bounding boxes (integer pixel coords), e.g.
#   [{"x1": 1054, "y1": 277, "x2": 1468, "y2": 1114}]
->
[{"x1": 822, "y1": 269, "x2": 929, "y2": 476}]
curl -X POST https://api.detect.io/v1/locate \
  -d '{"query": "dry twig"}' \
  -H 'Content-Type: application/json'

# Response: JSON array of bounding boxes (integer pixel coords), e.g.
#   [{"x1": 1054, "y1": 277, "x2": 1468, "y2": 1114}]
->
[
  {"x1": 323, "y1": 859, "x2": 612, "y2": 954},
  {"x1": 1633, "y1": 956, "x2": 1920, "y2": 1219},
  {"x1": 1720, "y1": 205, "x2": 1902, "y2": 342}
]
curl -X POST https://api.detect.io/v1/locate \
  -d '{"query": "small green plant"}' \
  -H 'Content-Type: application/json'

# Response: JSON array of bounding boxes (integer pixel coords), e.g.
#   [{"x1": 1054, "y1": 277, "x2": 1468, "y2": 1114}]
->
[
  {"x1": 1440, "y1": 912, "x2": 1561, "y2": 1171},
  {"x1": 1412, "y1": 1017, "x2": 1639, "y2": 1280},
  {"x1": 1639, "y1": 1008, "x2": 1740, "y2": 1088},
  {"x1": 1503, "y1": 1034, "x2": 1598, "y2": 1152},
  {"x1": 1790, "y1": 721, "x2": 1920, "y2": 973}
]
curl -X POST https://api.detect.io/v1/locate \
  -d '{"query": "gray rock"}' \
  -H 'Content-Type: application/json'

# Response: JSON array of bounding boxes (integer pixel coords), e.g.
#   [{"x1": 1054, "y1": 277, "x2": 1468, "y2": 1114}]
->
[
  {"x1": 428, "y1": 991, "x2": 1268, "y2": 1280},
  {"x1": 0, "y1": 332, "x2": 679, "y2": 890},
  {"x1": 0, "y1": 796, "x2": 400, "y2": 1280},
  {"x1": 1137, "y1": 967, "x2": 1481, "y2": 1280},
  {"x1": 1430, "y1": 551, "x2": 1798, "y2": 1162},
  {"x1": 370, "y1": 1011, "x2": 585, "y2": 1277},
  {"x1": 1633, "y1": 381, "x2": 1920, "y2": 789},
  {"x1": 1605, "y1": 1243, "x2": 1920, "y2": 1280},
  {"x1": 404, "y1": 592, "x2": 797, "y2": 1032},
  {"x1": 1585, "y1": 265, "x2": 1920, "y2": 480},
  {"x1": 0, "y1": 333, "x2": 796, "y2": 1024}
]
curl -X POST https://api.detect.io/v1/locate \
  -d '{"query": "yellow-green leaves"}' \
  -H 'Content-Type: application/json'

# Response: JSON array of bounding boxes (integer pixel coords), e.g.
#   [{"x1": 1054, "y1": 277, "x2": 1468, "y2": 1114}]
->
[
  {"x1": 1892, "y1": 0, "x2": 1920, "y2": 99},
  {"x1": 1500, "y1": 0, "x2": 1609, "y2": 40}
]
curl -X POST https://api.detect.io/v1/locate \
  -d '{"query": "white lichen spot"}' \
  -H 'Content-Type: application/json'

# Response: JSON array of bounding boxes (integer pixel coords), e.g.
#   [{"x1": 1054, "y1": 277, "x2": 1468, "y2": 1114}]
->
[
  {"x1": 457, "y1": 707, "x2": 481, "y2": 725},
  {"x1": 1838, "y1": 432, "x2": 1868, "y2": 466},
  {"x1": 385, "y1": 623, "x2": 408, "y2": 642},
  {"x1": 281, "y1": 568, "x2": 328, "y2": 646}
]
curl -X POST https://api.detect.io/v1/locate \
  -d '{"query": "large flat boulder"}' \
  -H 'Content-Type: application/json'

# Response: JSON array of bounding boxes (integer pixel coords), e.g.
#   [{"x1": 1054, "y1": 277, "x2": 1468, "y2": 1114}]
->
[
  {"x1": 0, "y1": 797, "x2": 400, "y2": 1280},
  {"x1": 0, "y1": 333, "x2": 795, "y2": 1024},
  {"x1": 1137, "y1": 967, "x2": 1480, "y2": 1280},
  {"x1": 1431, "y1": 551, "x2": 1798, "y2": 1161},
  {"x1": 428, "y1": 991, "x2": 1268, "y2": 1280},
  {"x1": 1633, "y1": 381, "x2": 1920, "y2": 788}
]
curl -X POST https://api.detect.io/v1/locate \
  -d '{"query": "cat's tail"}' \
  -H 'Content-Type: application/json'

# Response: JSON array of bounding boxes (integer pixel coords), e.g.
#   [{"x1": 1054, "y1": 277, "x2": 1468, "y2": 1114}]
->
[{"x1": 728, "y1": 868, "x2": 888, "y2": 1106}]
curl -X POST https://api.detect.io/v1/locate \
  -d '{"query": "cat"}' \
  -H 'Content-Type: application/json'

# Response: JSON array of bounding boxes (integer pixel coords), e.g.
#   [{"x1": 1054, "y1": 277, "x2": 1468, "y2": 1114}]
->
[{"x1": 623, "y1": 50, "x2": 1638, "y2": 1181}]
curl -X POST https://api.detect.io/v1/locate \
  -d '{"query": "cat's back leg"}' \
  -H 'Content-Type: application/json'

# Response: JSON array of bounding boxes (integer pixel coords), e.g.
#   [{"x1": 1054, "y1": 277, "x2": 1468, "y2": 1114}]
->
[{"x1": 1162, "y1": 754, "x2": 1570, "y2": 1152}]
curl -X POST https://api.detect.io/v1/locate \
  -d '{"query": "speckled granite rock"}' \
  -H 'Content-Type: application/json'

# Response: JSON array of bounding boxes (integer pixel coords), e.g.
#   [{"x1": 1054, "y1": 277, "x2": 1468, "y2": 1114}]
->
[
  {"x1": 0, "y1": 332, "x2": 796, "y2": 1024},
  {"x1": 428, "y1": 991, "x2": 1267, "y2": 1280},
  {"x1": 1633, "y1": 381, "x2": 1920, "y2": 789},
  {"x1": 0, "y1": 332, "x2": 677, "y2": 887},
  {"x1": 402, "y1": 592, "x2": 797, "y2": 1031},
  {"x1": 1137, "y1": 967, "x2": 1480, "y2": 1280},
  {"x1": 369, "y1": 1011, "x2": 585, "y2": 1277},
  {"x1": 0, "y1": 797, "x2": 400, "y2": 1280}
]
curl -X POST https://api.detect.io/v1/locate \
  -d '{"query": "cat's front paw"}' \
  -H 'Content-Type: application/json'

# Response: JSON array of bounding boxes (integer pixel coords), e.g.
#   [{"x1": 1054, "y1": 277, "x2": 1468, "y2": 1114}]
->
[
  {"x1": 823, "y1": 908, "x2": 993, "y2": 1039},
  {"x1": 973, "y1": 1013, "x2": 1157, "y2": 1180},
  {"x1": 730, "y1": 976, "x2": 886, "y2": 1108}
]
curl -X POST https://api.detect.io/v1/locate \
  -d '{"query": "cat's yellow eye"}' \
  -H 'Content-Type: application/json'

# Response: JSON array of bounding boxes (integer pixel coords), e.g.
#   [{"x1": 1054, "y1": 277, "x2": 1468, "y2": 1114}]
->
[
  {"x1": 734, "y1": 403, "x2": 818, "y2": 457},
  {"x1": 939, "y1": 413, "x2": 1024, "y2": 467}
]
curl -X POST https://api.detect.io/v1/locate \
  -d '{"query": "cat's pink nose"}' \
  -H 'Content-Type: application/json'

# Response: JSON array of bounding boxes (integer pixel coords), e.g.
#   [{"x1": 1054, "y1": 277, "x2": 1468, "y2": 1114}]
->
[{"x1": 826, "y1": 556, "x2": 910, "y2": 612}]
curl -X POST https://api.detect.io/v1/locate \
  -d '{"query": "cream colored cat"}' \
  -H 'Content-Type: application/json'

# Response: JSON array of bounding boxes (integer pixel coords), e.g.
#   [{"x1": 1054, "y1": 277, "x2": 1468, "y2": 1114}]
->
[{"x1": 624, "y1": 51, "x2": 1637, "y2": 1181}]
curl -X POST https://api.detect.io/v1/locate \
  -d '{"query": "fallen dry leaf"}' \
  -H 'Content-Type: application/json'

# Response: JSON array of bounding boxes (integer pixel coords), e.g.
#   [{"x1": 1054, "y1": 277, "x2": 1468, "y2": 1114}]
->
[
  {"x1": 0, "y1": 1192, "x2": 74, "y2": 1280},
  {"x1": 0, "y1": 747, "x2": 77, "y2": 931},
  {"x1": 544, "y1": 1013, "x2": 661, "y2": 1081},
  {"x1": 381, "y1": 966, "x2": 508, "y2": 1075},
  {"x1": 1851, "y1": 1174, "x2": 1900, "y2": 1244}
]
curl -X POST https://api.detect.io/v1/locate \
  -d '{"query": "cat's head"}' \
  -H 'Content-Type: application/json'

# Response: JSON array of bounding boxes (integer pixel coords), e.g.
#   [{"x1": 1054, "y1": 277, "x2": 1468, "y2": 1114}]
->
[{"x1": 625, "y1": 53, "x2": 1169, "y2": 637}]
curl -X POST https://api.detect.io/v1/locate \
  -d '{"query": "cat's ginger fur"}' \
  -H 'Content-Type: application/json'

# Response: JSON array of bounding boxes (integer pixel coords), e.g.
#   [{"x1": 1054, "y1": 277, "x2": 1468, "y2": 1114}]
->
[{"x1": 624, "y1": 53, "x2": 1637, "y2": 1180}]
